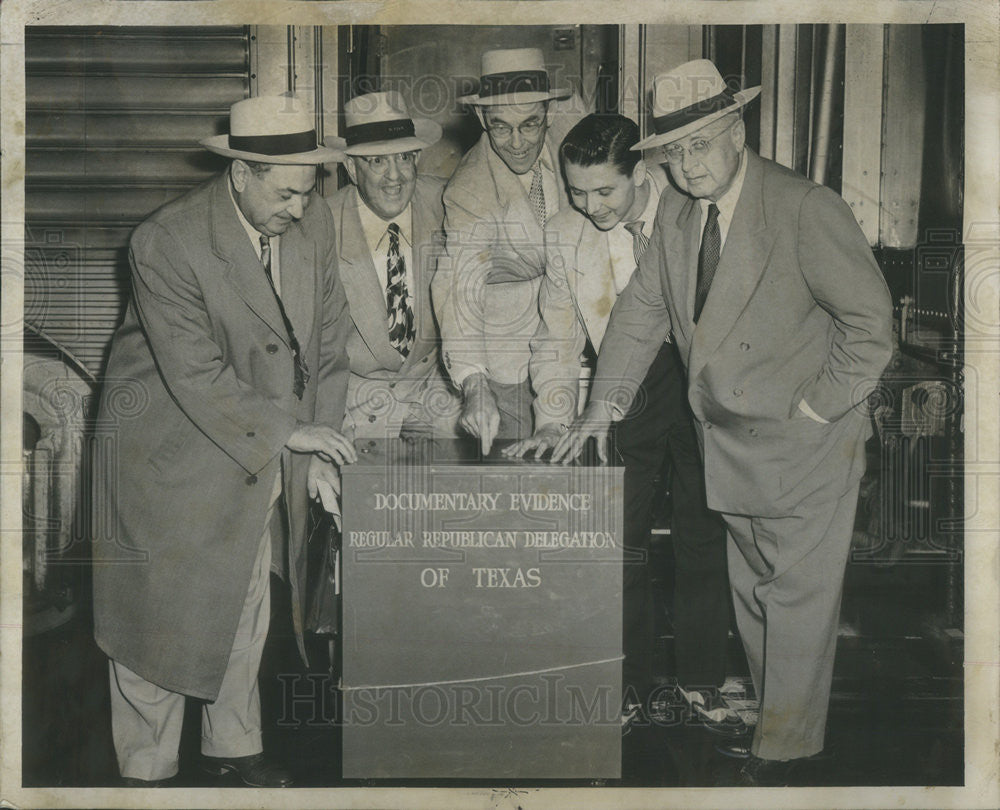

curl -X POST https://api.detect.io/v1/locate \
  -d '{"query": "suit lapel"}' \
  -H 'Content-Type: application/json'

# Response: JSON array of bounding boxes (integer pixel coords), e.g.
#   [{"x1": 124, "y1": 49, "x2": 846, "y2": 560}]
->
[
  {"x1": 486, "y1": 141, "x2": 545, "y2": 271},
  {"x1": 688, "y1": 151, "x2": 775, "y2": 382},
  {"x1": 401, "y1": 177, "x2": 441, "y2": 371},
  {"x1": 570, "y1": 220, "x2": 616, "y2": 350},
  {"x1": 668, "y1": 195, "x2": 701, "y2": 342},
  {"x1": 278, "y1": 221, "x2": 316, "y2": 351},
  {"x1": 335, "y1": 188, "x2": 403, "y2": 371},
  {"x1": 212, "y1": 176, "x2": 290, "y2": 348}
]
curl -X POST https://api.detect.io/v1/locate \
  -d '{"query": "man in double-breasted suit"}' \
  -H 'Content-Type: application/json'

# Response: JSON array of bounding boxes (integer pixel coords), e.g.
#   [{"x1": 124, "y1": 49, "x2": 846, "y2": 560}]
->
[
  {"x1": 92, "y1": 96, "x2": 354, "y2": 788},
  {"x1": 507, "y1": 114, "x2": 731, "y2": 732},
  {"x1": 554, "y1": 61, "x2": 893, "y2": 784},
  {"x1": 326, "y1": 91, "x2": 459, "y2": 440},
  {"x1": 432, "y1": 47, "x2": 586, "y2": 452}
]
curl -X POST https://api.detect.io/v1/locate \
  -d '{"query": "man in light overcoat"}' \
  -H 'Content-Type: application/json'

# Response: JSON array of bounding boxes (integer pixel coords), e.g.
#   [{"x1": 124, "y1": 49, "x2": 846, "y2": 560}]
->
[{"x1": 92, "y1": 95, "x2": 354, "y2": 788}]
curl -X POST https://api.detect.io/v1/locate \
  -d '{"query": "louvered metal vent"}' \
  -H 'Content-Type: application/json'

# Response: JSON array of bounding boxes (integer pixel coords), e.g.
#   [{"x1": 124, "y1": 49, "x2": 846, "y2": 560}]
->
[{"x1": 25, "y1": 26, "x2": 251, "y2": 377}]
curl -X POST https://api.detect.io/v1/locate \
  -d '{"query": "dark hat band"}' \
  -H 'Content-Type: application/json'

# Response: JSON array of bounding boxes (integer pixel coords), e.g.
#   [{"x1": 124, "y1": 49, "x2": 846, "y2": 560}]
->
[
  {"x1": 652, "y1": 90, "x2": 736, "y2": 135},
  {"x1": 344, "y1": 118, "x2": 416, "y2": 147},
  {"x1": 228, "y1": 129, "x2": 318, "y2": 155},
  {"x1": 480, "y1": 70, "x2": 549, "y2": 98}
]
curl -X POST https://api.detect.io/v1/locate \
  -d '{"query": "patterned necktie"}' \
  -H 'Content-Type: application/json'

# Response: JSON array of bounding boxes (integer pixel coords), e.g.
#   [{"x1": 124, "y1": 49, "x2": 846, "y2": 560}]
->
[
  {"x1": 260, "y1": 234, "x2": 308, "y2": 398},
  {"x1": 694, "y1": 203, "x2": 721, "y2": 323},
  {"x1": 529, "y1": 162, "x2": 546, "y2": 228},
  {"x1": 385, "y1": 223, "x2": 415, "y2": 357},
  {"x1": 624, "y1": 220, "x2": 649, "y2": 264}
]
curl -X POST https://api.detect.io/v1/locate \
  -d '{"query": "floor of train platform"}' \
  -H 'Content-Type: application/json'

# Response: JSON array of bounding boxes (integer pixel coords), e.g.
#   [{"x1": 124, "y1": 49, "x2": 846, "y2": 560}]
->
[{"x1": 22, "y1": 542, "x2": 963, "y2": 789}]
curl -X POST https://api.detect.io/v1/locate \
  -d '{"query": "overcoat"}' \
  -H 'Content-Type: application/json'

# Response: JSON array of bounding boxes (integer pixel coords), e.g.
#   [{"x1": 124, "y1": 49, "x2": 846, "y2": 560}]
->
[
  {"x1": 590, "y1": 150, "x2": 893, "y2": 517},
  {"x1": 433, "y1": 99, "x2": 586, "y2": 386},
  {"x1": 93, "y1": 172, "x2": 350, "y2": 700},
  {"x1": 325, "y1": 175, "x2": 458, "y2": 438}
]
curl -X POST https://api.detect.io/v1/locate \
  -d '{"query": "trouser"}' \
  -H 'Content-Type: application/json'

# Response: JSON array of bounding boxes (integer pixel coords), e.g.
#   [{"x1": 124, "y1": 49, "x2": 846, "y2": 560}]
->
[
  {"x1": 108, "y1": 492, "x2": 277, "y2": 781},
  {"x1": 617, "y1": 342, "x2": 729, "y2": 701},
  {"x1": 723, "y1": 482, "x2": 860, "y2": 761},
  {"x1": 489, "y1": 378, "x2": 533, "y2": 441}
]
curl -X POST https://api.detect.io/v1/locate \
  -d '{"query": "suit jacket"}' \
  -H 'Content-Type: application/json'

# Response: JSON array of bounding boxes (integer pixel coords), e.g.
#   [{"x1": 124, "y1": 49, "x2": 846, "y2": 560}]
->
[
  {"x1": 326, "y1": 176, "x2": 458, "y2": 438},
  {"x1": 591, "y1": 150, "x2": 893, "y2": 516},
  {"x1": 433, "y1": 98, "x2": 587, "y2": 386},
  {"x1": 531, "y1": 166, "x2": 670, "y2": 428},
  {"x1": 93, "y1": 172, "x2": 350, "y2": 700}
]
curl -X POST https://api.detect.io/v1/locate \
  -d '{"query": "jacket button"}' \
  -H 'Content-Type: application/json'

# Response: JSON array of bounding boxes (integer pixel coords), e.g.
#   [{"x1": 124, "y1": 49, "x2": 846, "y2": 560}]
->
[
  {"x1": 246, "y1": 474, "x2": 257, "y2": 485},
  {"x1": 704, "y1": 422, "x2": 712, "y2": 430},
  {"x1": 740, "y1": 342, "x2": 750, "y2": 352},
  {"x1": 421, "y1": 356, "x2": 429, "y2": 363},
  {"x1": 389, "y1": 382, "x2": 396, "y2": 389},
  {"x1": 246, "y1": 430, "x2": 255, "y2": 437},
  {"x1": 368, "y1": 414, "x2": 377, "y2": 423},
  {"x1": 266, "y1": 343, "x2": 279, "y2": 354},
  {"x1": 749, "y1": 428, "x2": 758, "y2": 437},
  {"x1": 733, "y1": 388, "x2": 743, "y2": 397}
]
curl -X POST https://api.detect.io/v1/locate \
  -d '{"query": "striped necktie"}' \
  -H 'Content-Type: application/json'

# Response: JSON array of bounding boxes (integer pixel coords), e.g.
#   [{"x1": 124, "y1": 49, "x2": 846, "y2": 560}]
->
[
  {"x1": 624, "y1": 220, "x2": 649, "y2": 264},
  {"x1": 694, "y1": 203, "x2": 720, "y2": 323},
  {"x1": 529, "y1": 162, "x2": 547, "y2": 228},
  {"x1": 385, "y1": 223, "x2": 415, "y2": 357},
  {"x1": 260, "y1": 234, "x2": 308, "y2": 398}
]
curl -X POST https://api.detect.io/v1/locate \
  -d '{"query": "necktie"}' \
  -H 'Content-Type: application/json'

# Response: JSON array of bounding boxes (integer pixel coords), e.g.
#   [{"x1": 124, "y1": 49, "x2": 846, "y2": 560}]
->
[
  {"x1": 260, "y1": 234, "x2": 308, "y2": 398},
  {"x1": 385, "y1": 223, "x2": 415, "y2": 357},
  {"x1": 624, "y1": 220, "x2": 649, "y2": 264},
  {"x1": 529, "y1": 162, "x2": 547, "y2": 228},
  {"x1": 694, "y1": 203, "x2": 720, "y2": 323}
]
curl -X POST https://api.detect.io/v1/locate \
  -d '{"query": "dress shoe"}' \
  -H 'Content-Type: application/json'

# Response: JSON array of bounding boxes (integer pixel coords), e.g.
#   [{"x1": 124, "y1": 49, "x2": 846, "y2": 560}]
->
[
  {"x1": 621, "y1": 701, "x2": 645, "y2": 736},
  {"x1": 714, "y1": 734, "x2": 753, "y2": 759},
  {"x1": 737, "y1": 754, "x2": 801, "y2": 787},
  {"x1": 200, "y1": 753, "x2": 293, "y2": 787},
  {"x1": 680, "y1": 686, "x2": 751, "y2": 738}
]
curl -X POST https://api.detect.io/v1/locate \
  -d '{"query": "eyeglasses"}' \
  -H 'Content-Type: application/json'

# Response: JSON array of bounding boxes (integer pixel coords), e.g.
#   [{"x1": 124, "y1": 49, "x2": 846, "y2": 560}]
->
[
  {"x1": 355, "y1": 151, "x2": 419, "y2": 175},
  {"x1": 661, "y1": 120, "x2": 736, "y2": 163},
  {"x1": 485, "y1": 119, "x2": 544, "y2": 140}
]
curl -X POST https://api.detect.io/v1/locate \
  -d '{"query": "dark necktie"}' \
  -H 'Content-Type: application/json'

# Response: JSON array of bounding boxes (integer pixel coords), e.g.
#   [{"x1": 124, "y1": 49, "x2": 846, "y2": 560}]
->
[
  {"x1": 694, "y1": 203, "x2": 720, "y2": 323},
  {"x1": 385, "y1": 223, "x2": 415, "y2": 357},
  {"x1": 529, "y1": 162, "x2": 547, "y2": 228},
  {"x1": 624, "y1": 220, "x2": 649, "y2": 264},
  {"x1": 260, "y1": 234, "x2": 308, "y2": 398}
]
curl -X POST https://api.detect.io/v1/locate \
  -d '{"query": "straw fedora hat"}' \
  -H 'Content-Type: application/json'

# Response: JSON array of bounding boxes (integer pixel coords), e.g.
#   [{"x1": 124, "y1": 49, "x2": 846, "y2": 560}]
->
[
  {"x1": 458, "y1": 47, "x2": 571, "y2": 106},
  {"x1": 201, "y1": 95, "x2": 340, "y2": 164},
  {"x1": 328, "y1": 91, "x2": 442, "y2": 156},
  {"x1": 633, "y1": 59, "x2": 761, "y2": 151}
]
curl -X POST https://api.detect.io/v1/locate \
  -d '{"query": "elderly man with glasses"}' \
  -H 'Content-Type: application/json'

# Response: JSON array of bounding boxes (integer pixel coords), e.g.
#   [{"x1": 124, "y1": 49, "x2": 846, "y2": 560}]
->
[
  {"x1": 432, "y1": 48, "x2": 586, "y2": 453},
  {"x1": 326, "y1": 91, "x2": 461, "y2": 441},
  {"x1": 554, "y1": 60, "x2": 892, "y2": 786}
]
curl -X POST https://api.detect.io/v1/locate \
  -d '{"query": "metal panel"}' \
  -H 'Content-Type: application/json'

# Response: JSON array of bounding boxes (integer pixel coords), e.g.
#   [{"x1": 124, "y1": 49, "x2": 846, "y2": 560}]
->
[
  {"x1": 879, "y1": 25, "x2": 926, "y2": 248},
  {"x1": 842, "y1": 24, "x2": 885, "y2": 245},
  {"x1": 24, "y1": 26, "x2": 250, "y2": 377}
]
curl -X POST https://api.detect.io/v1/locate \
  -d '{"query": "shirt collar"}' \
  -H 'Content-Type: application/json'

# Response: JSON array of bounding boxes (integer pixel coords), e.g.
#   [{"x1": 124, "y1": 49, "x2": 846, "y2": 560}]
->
[
  {"x1": 701, "y1": 147, "x2": 747, "y2": 221},
  {"x1": 228, "y1": 176, "x2": 271, "y2": 255},
  {"x1": 355, "y1": 188, "x2": 411, "y2": 253}
]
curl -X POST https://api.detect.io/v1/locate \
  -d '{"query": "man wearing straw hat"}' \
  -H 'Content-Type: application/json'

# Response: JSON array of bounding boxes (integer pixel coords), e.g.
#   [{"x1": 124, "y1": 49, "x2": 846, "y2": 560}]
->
[
  {"x1": 504, "y1": 113, "x2": 732, "y2": 736},
  {"x1": 326, "y1": 91, "x2": 460, "y2": 440},
  {"x1": 433, "y1": 47, "x2": 585, "y2": 453},
  {"x1": 93, "y1": 95, "x2": 354, "y2": 787},
  {"x1": 553, "y1": 60, "x2": 892, "y2": 784}
]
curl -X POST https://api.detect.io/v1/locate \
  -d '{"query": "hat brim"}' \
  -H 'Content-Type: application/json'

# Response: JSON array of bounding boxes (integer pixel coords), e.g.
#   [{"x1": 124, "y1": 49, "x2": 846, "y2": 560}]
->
[
  {"x1": 458, "y1": 88, "x2": 571, "y2": 106},
  {"x1": 329, "y1": 118, "x2": 443, "y2": 157},
  {"x1": 201, "y1": 135, "x2": 343, "y2": 165},
  {"x1": 632, "y1": 87, "x2": 761, "y2": 151}
]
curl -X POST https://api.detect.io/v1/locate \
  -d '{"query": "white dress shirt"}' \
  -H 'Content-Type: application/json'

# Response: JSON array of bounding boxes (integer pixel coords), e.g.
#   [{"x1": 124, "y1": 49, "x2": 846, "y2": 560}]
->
[
  {"x1": 230, "y1": 182, "x2": 280, "y2": 293},
  {"x1": 355, "y1": 195, "x2": 415, "y2": 308},
  {"x1": 607, "y1": 173, "x2": 663, "y2": 294}
]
